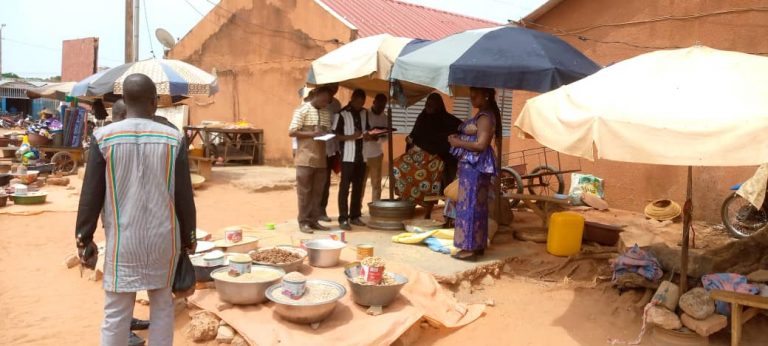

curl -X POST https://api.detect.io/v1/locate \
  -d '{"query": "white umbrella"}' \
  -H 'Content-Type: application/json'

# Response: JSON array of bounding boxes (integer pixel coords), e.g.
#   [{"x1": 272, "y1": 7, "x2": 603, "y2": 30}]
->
[{"x1": 514, "y1": 46, "x2": 768, "y2": 292}]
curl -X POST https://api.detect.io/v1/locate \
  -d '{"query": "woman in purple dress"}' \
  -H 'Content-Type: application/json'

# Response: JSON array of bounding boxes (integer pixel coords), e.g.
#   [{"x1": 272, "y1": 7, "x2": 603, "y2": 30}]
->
[{"x1": 448, "y1": 87, "x2": 501, "y2": 260}]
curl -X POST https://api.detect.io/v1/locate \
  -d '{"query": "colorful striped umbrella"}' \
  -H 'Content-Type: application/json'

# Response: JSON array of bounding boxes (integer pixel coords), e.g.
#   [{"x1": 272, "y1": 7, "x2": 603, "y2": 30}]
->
[
  {"x1": 71, "y1": 59, "x2": 218, "y2": 97},
  {"x1": 391, "y1": 26, "x2": 601, "y2": 96}
]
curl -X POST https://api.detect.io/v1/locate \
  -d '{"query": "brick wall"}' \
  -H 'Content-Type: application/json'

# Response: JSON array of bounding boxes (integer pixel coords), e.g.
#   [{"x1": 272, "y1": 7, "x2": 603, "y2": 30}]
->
[{"x1": 61, "y1": 37, "x2": 99, "y2": 82}]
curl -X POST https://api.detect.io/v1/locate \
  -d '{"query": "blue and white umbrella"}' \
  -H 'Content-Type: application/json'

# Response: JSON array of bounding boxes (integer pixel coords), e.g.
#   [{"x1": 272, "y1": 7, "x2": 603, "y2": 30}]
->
[
  {"x1": 71, "y1": 59, "x2": 218, "y2": 97},
  {"x1": 391, "y1": 26, "x2": 601, "y2": 95}
]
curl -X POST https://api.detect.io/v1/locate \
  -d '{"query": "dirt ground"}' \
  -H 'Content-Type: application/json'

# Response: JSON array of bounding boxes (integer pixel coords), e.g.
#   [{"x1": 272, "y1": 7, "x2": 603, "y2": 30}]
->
[{"x1": 1, "y1": 167, "x2": 767, "y2": 345}]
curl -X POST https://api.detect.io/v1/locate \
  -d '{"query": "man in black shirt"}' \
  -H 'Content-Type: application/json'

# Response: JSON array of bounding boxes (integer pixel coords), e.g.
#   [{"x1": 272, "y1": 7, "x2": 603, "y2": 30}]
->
[{"x1": 334, "y1": 89, "x2": 368, "y2": 230}]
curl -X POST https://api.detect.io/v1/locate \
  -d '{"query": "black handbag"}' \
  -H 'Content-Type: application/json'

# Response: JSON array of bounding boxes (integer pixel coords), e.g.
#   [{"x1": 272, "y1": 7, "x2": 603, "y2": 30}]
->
[{"x1": 172, "y1": 253, "x2": 196, "y2": 296}]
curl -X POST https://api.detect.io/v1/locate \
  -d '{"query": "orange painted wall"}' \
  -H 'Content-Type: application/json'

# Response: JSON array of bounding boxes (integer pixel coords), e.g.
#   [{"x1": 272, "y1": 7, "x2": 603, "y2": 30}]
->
[
  {"x1": 169, "y1": 0, "x2": 355, "y2": 165},
  {"x1": 515, "y1": 0, "x2": 768, "y2": 221}
]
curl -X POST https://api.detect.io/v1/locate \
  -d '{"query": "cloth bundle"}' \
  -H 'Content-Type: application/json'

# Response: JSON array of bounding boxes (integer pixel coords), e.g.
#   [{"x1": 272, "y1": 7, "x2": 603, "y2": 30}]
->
[
  {"x1": 702, "y1": 273, "x2": 760, "y2": 316},
  {"x1": 392, "y1": 229, "x2": 455, "y2": 254},
  {"x1": 612, "y1": 244, "x2": 664, "y2": 283}
]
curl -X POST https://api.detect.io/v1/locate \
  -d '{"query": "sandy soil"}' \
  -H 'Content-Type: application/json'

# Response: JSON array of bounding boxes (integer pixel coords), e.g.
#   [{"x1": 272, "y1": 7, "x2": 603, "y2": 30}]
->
[{"x1": 1, "y1": 168, "x2": 767, "y2": 346}]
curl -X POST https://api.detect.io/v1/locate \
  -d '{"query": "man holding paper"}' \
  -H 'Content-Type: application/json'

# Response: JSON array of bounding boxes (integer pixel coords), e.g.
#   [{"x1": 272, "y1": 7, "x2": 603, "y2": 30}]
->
[
  {"x1": 289, "y1": 87, "x2": 333, "y2": 234},
  {"x1": 334, "y1": 89, "x2": 369, "y2": 230}
]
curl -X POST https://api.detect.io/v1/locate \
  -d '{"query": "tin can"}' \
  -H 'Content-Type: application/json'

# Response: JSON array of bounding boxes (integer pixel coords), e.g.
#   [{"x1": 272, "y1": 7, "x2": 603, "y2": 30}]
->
[
  {"x1": 361, "y1": 265, "x2": 385, "y2": 284},
  {"x1": 281, "y1": 273, "x2": 307, "y2": 300},
  {"x1": 203, "y1": 250, "x2": 225, "y2": 266},
  {"x1": 298, "y1": 239, "x2": 311, "y2": 249},
  {"x1": 228, "y1": 254, "x2": 252, "y2": 275},
  {"x1": 224, "y1": 227, "x2": 243, "y2": 243},
  {"x1": 329, "y1": 230, "x2": 346, "y2": 242},
  {"x1": 356, "y1": 244, "x2": 374, "y2": 261}
]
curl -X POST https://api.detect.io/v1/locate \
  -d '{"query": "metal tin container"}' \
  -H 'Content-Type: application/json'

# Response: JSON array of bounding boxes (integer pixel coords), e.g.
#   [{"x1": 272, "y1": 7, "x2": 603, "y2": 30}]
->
[
  {"x1": 228, "y1": 253, "x2": 252, "y2": 275},
  {"x1": 224, "y1": 227, "x2": 243, "y2": 243},
  {"x1": 356, "y1": 244, "x2": 374, "y2": 261},
  {"x1": 329, "y1": 230, "x2": 346, "y2": 242},
  {"x1": 281, "y1": 273, "x2": 307, "y2": 299},
  {"x1": 203, "y1": 250, "x2": 226, "y2": 266}
]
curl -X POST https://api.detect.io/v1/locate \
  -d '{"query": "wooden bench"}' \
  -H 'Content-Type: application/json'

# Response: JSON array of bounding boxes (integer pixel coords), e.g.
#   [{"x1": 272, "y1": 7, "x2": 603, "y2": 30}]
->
[
  {"x1": 709, "y1": 290, "x2": 768, "y2": 346},
  {"x1": 504, "y1": 193, "x2": 570, "y2": 228}
]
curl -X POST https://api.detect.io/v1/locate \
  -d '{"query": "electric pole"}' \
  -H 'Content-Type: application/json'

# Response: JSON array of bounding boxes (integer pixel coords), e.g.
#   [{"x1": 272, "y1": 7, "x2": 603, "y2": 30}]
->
[
  {"x1": 125, "y1": 0, "x2": 139, "y2": 63},
  {"x1": 0, "y1": 24, "x2": 6, "y2": 76}
]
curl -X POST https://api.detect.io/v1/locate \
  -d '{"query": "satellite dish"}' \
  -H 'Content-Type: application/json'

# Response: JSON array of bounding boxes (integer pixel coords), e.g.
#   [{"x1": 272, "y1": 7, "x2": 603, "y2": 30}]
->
[{"x1": 155, "y1": 28, "x2": 176, "y2": 50}]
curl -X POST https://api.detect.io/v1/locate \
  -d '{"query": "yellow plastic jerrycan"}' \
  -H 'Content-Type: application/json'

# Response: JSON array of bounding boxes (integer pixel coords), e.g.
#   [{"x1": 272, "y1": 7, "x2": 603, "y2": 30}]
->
[{"x1": 547, "y1": 212, "x2": 585, "y2": 256}]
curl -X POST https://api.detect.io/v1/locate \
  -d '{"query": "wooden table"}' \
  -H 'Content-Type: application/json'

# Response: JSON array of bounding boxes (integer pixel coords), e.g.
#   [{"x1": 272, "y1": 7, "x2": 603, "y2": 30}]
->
[
  {"x1": 185, "y1": 126, "x2": 264, "y2": 165},
  {"x1": 709, "y1": 290, "x2": 768, "y2": 346},
  {"x1": 504, "y1": 193, "x2": 570, "y2": 228}
]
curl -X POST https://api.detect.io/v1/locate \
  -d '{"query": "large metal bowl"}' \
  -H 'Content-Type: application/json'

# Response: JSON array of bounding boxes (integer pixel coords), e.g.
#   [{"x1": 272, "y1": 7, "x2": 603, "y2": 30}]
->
[
  {"x1": 211, "y1": 266, "x2": 285, "y2": 305},
  {"x1": 251, "y1": 245, "x2": 307, "y2": 273},
  {"x1": 368, "y1": 199, "x2": 416, "y2": 230},
  {"x1": 346, "y1": 272, "x2": 408, "y2": 307},
  {"x1": 304, "y1": 239, "x2": 346, "y2": 268},
  {"x1": 189, "y1": 254, "x2": 227, "y2": 282},
  {"x1": 265, "y1": 280, "x2": 346, "y2": 324}
]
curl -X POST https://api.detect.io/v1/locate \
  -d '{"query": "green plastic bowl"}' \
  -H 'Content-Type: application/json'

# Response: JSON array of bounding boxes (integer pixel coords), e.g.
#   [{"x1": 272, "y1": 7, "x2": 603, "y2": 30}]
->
[{"x1": 12, "y1": 192, "x2": 48, "y2": 205}]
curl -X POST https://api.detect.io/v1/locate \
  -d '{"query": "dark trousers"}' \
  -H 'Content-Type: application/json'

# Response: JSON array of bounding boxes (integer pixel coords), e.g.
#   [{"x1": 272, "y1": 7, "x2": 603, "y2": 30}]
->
[
  {"x1": 338, "y1": 160, "x2": 366, "y2": 222},
  {"x1": 320, "y1": 156, "x2": 334, "y2": 216},
  {"x1": 296, "y1": 166, "x2": 327, "y2": 225}
]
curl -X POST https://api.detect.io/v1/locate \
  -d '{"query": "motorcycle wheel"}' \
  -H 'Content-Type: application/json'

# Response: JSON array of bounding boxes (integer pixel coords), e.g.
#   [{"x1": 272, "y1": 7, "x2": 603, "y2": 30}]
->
[{"x1": 721, "y1": 192, "x2": 768, "y2": 238}]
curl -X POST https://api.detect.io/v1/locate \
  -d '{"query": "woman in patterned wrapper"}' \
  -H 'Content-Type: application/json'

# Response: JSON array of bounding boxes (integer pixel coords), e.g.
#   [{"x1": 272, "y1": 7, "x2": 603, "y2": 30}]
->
[
  {"x1": 448, "y1": 87, "x2": 501, "y2": 260},
  {"x1": 393, "y1": 93, "x2": 462, "y2": 217}
]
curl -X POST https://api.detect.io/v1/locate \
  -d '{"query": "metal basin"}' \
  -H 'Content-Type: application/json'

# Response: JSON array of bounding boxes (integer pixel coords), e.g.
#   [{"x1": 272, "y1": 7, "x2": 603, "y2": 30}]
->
[
  {"x1": 304, "y1": 239, "x2": 345, "y2": 268},
  {"x1": 367, "y1": 199, "x2": 416, "y2": 230},
  {"x1": 211, "y1": 266, "x2": 285, "y2": 305},
  {"x1": 251, "y1": 245, "x2": 307, "y2": 273},
  {"x1": 189, "y1": 254, "x2": 226, "y2": 282},
  {"x1": 346, "y1": 272, "x2": 408, "y2": 307},
  {"x1": 266, "y1": 280, "x2": 346, "y2": 324}
]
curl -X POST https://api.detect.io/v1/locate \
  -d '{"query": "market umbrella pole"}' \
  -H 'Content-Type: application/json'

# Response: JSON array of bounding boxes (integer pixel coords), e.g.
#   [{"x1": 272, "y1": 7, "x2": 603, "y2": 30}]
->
[
  {"x1": 387, "y1": 102, "x2": 395, "y2": 200},
  {"x1": 680, "y1": 166, "x2": 693, "y2": 292}
]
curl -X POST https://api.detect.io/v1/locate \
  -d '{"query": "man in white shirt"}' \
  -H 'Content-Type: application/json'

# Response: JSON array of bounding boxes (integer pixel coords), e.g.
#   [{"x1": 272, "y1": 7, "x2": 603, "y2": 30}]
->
[
  {"x1": 363, "y1": 94, "x2": 388, "y2": 202},
  {"x1": 319, "y1": 84, "x2": 341, "y2": 222},
  {"x1": 334, "y1": 89, "x2": 368, "y2": 230}
]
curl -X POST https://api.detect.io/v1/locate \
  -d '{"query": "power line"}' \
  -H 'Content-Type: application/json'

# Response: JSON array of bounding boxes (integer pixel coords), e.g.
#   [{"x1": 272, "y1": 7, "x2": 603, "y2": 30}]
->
[
  {"x1": 142, "y1": 0, "x2": 156, "y2": 58},
  {"x1": 183, "y1": 0, "x2": 207, "y2": 18}
]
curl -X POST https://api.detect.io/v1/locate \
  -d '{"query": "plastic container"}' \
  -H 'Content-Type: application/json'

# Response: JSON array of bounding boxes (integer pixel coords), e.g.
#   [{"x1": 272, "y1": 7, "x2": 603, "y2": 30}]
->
[{"x1": 546, "y1": 212, "x2": 585, "y2": 256}]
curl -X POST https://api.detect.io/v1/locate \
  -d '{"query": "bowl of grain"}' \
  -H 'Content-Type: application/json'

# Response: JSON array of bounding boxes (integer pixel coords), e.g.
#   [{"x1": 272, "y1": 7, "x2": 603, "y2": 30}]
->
[
  {"x1": 346, "y1": 271, "x2": 408, "y2": 307},
  {"x1": 265, "y1": 279, "x2": 346, "y2": 324},
  {"x1": 249, "y1": 245, "x2": 307, "y2": 273},
  {"x1": 210, "y1": 265, "x2": 285, "y2": 305}
]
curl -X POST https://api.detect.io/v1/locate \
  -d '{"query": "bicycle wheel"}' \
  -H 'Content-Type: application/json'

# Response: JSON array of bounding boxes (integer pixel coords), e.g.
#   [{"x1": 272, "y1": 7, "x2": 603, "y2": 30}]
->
[
  {"x1": 527, "y1": 165, "x2": 565, "y2": 196},
  {"x1": 500, "y1": 167, "x2": 524, "y2": 207},
  {"x1": 721, "y1": 193, "x2": 768, "y2": 238}
]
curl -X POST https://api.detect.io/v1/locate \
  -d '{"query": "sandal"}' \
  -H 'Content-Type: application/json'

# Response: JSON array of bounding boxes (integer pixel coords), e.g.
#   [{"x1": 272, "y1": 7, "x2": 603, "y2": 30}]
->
[{"x1": 451, "y1": 250, "x2": 476, "y2": 261}]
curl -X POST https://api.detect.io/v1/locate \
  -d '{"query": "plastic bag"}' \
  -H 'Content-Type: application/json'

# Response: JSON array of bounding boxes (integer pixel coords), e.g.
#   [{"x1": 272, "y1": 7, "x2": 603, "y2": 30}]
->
[
  {"x1": 568, "y1": 173, "x2": 604, "y2": 206},
  {"x1": 172, "y1": 254, "x2": 196, "y2": 298}
]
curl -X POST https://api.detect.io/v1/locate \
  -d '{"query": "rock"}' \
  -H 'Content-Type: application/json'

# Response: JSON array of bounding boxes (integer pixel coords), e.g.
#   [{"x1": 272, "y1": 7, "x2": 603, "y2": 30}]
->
[
  {"x1": 47, "y1": 177, "x2": 69, "y2": 186},
  {"x1": 231, "y1": 335, "x2": 248, "y2": 346},
  {"x1": 747, "y1": 269, "x2": 768, "y2": 283},
  {"x1": 502, "y1": 263, "x2": 514, "y2": 274},
  {"x1": 646, "y1": 306, "x2": 682, "y2": 330},
  {"x1": 484, "y1": 299, "x2": 495, "y2": 307},
  {"x1": 681, "y1": 313, "x2": 727, "y2": 337},
  {"x1": 679, "y1": 288, "x2": 715, "y2": 320},
  {"x1": 64, "y1": 254, "x2": 79, "y2": 268},
  {"x1": 187, "y1": 311, "x2": 219, "y2": 342},
  {"x1": 651, "y1": 281, "x2": 680, "y2": 311},
  {"x1": 646, "y1": 243, "x2": 715, "y2": 279},
  {"x1": 480, "y1": 275, "x2": 495, "y2": 286},
  {"x1": 216, "y1": 325, "x2": 235, "y2": 344}
]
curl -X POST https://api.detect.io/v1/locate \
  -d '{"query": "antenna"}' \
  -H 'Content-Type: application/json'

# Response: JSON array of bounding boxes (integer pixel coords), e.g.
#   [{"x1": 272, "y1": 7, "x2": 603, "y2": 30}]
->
[{"x1": 155, "y1": 28, "x2": 176, "y2": 51}]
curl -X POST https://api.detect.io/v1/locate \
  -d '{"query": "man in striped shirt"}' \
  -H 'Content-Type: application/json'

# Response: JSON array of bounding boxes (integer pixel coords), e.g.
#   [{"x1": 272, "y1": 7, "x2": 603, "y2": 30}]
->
[
  {"x1": 334, "y1": 89, "x2": 369, "y2": 230},
  {"x1": 289, "y1": 87, "x2": 332, "y2": 234},
  {"x1": 75, "y1": 74, "x2": 196, "y2": 346}
]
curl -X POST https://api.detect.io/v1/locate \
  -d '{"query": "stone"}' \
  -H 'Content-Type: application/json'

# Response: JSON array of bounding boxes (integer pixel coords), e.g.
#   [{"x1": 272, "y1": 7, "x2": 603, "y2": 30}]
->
[
  {"x1": 502, "y1": 263, "x2": 514, "y2": 274},
  {"x1": 480, "y1": 275, "x2": 495, "y2": 286},
  {"x1": 64, "y1": 254, "x2": 79, "y2": 268},
  {"x1": 679, "y1": 288, "x2": 715, "y2": 320},
  {"x1": 651, "y1": 281, "x2": 680, "y2": 311},
  {"x1": 231, "y1": 335, "x2": 248, "y2": 346},
  {"x1": 646, "y1": 306, "x2": 682, "y2": 330},
  {"x1": 47, "y1": 177, "x2": 69, "y2": 186},
  {"x1": 747, "y1": 269, "x2": 768, "y2": 283},
  {"x1": 681, "y1": 313, "x2": 727, "y2": 337},
  {"x1": 187, "y1": 311, "x2": 219, "y2": 342},
  {"x1": 216, "y1": 325, "x2": 235, "y2": 344}
]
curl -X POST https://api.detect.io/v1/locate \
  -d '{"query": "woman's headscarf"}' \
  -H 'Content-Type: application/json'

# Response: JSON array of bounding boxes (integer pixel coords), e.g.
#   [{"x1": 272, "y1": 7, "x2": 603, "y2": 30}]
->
[{"x1": 409, "y1": 93, "x2": 462, "y2": 160}]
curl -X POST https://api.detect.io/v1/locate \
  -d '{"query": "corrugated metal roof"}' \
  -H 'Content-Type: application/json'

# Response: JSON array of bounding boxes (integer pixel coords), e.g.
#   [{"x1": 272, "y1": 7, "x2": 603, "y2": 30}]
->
[{"x1": 319, "y1": 0, "x2": 499, "y2": 40}]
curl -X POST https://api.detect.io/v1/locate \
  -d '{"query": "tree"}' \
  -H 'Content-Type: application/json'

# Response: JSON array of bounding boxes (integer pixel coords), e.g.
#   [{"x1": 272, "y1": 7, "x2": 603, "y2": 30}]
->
[
  {"x1": 47, "y1": 76, "x2": 62, "y2": 82},
  {"x1": 1, "y1": 72, "x2": 21, "y2": 79}
]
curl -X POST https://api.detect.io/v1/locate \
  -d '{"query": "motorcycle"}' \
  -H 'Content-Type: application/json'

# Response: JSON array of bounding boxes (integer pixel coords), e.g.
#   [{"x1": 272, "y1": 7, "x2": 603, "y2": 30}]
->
[{"x1": 721, "y1": 183, "x2": 768, "y2": 238}]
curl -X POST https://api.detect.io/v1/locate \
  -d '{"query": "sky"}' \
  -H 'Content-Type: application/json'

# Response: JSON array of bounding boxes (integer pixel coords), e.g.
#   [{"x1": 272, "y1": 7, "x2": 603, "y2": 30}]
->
[{"x1": 0, "y1": 0, "x2": 547, "y2": 79}]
